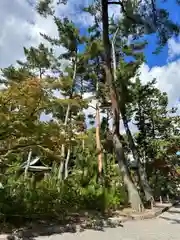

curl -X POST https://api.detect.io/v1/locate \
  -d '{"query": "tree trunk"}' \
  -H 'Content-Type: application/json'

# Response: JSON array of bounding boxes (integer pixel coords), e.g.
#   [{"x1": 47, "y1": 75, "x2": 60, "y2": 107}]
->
[
  {"x1": 82, "y1": 139, "x2": 85, "y2": 150},
  {"x1": 101, "y1": 0, "x2": 143, "y2": 211},
  {"x1": 111, "y1": 22, "x2": 153, "y2": 203},
  {"x1": 64, "y1": 147, "x2": 71, "y2": 179},
  {"x1": 58, "y1": 104, "x2": 70, "y2": 180},
  {"x1": 113, "y1": 132, "x2": 144, "y2": 211},
  {"x1": 96, "y1": 103, "x2": 103, "y2": 174},
  {"x1": 59, "y1": 161, "x2": 64, "y2": 180},
  {"x1": 122, "y1": 112, "x2": 153, "y2": 201}
]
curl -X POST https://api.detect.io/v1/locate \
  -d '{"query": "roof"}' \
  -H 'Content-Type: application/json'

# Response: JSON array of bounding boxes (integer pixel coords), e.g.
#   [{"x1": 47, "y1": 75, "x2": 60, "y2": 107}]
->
[
  {"x1": 24, "y1": 166, "x2": 51, "y2": 172},
  {"x1": 21, "y1": 156, "x2": 40, "y2": 168},
  {"x1": 21, "y1": 156, "x2": 51, "y2": 172}
]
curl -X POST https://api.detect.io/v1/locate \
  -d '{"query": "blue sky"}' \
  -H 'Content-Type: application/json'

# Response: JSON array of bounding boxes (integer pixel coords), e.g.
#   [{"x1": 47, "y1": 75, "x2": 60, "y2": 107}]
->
[
  {"x1": 77, "y1": 0, "x2": 180, "y2": 69},
  {"x1": 0, "y1": 0, "x2": 179, "y2": 70},
  {"x1": 144, "y1": 0, "x2": 180, "y2": 68},
  {"x1": 76, "y1": 0, "x2": 180, "y2": 130}
]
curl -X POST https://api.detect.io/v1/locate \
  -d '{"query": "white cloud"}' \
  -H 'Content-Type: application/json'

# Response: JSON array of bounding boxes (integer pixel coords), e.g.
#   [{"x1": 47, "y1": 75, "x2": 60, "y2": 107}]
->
[
  {"x1": 0, "y1": 0, "x2": 122, "y2": 69},
  {"x1": 55, "y1": 0, "x2": 94, "y2": 27},
  {"x1": 168, "y1": 36, "x2": 180, "y2": 60},
  {"x1": 139, "y1": 59, "x2": 180, "y2": 109},
  {"x1": 83, "y1": 57, "x2": 180, "y2": 132},
  {"x1": 0, "y1": 0, "x2": 96, "y2": 69},
  {"x1": 56, "y1": 0, "x2": 121, "y2": 27},
  {"x1": 91, "y1": 59, "x2": 180, "y2": 133},
  {"x1": 0, "y1": 0, "x2": 59, "y2": 68}
]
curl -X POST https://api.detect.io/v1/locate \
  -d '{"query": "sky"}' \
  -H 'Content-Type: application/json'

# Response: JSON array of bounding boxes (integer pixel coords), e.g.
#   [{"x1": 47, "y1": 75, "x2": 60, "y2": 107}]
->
[{"x1": 0, "y1": 0, "x2": 180, "y2": 132}]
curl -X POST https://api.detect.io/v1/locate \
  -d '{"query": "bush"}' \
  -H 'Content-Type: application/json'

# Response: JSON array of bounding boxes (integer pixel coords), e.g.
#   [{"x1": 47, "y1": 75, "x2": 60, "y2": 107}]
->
[{"x1": 0, "y1": 152, "x2": 127, "y2": 225}]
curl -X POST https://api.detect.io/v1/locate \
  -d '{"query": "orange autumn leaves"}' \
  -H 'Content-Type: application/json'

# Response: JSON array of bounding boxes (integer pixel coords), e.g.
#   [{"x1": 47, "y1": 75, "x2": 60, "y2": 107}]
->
[{"x1": 0, "y1": 77, "x2": 47, "y2": 119}]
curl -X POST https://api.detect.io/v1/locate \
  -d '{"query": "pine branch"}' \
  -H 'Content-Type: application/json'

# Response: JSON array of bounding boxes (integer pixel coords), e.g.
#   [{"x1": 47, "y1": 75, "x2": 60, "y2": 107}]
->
[
  {"x1": 108, "y1": 0, "x2": 141, "y2": 24},
  {"x1": 0, "y1": 142, "x2": 42, "y2": 158},
  {"x1": 108, "y1": 0, "x2": 156, "y2": 29},
  {"x1": 37, "y1": 145, "x2": 63, "y2": 162}
]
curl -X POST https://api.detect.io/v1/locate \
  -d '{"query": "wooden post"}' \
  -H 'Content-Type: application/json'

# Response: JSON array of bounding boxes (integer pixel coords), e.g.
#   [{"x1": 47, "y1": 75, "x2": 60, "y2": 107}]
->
[
  {"x1": 139, "y1": 203, "x2": 144, "y2": 212},
  {"x1": 24, "y1": 150, "x2": 32, "y2": 179},
  {"x1": 160, "y1": 196, "x2": 162, "y2": 204},
  {"x1": 167, "y1": 194, "x2": 170, "y2": 203},
  {"x1": 151, "y1": 199, "x2": 154, "y2": 209}
]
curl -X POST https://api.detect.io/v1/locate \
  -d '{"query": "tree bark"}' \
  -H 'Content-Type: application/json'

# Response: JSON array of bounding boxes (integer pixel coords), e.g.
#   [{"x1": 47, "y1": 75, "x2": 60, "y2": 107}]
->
[
  {"x1": 58, "y1": 160, "x2": 64, "y2": 180},
  {"x1": 64, "y1": 147, "x2": 71, "y2": 179},
  {"x1": 96, "y1": 103, "x2": 103, "y2": 174},
  {"x1": 101, "y1": 0, "x2": 143, "y2": 211},
  {"x1": 113, "y1": 132, "x2": 144, "y2": 210},
  {"x1": 58, "y1": 104, "x2": 70, "y2": 180},
  {"x1": 111, "y1": 23, "x2": 153, "y2": 203},
  {"x1": 121, "y1": 112, "x2": 153, "y2": 201}
]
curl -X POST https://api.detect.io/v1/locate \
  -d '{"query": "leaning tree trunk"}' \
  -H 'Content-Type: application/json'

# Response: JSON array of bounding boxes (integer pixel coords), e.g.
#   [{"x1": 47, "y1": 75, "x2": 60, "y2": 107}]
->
[
  {"x1": 113, "y1": 132, "x2": 144, "y2": 210},
  {"x1": 111, "y1": 22, "x2": 153, "y2": 203},
  {"x1": 101, "y1": 0, "x2": 143, "y2": 211},
  {"x1": 121, "y1": 112, "x2": 153, "y2": 202}
]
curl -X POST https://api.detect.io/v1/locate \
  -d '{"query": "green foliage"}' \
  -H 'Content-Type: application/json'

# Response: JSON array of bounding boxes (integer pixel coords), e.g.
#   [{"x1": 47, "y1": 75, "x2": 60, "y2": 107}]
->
[
  {"x1": 17, "y1": 44, "x2": 53, "y2": 77},
  {"x1": 0, "y1": 153, "x2": 126, "y2": 222},
  {"x1": 36, "y1": 0, "x2": 67, "y2": 17},
  {"x1": 131, "y1": 78, "x2": 180, "y2": 196}
]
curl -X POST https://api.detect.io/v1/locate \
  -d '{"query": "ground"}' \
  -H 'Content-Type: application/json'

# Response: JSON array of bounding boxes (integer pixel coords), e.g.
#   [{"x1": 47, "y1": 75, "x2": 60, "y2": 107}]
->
[
  {"x1": 35, "y1": 204, "x2": 180, "y2": 240},
  {"x1": 1, "y1": 204, "x2": 180, "y2": 240}
]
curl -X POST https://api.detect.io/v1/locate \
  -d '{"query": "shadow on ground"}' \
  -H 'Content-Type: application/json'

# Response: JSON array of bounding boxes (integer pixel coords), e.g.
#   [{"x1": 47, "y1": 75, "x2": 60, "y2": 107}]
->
[
  {"x1": 159, "y1": 216, "x2": 180, "y2": 224},
  {"x1": 2, "y1": 202, "x2": 180, "y2": 239},
  {"x1": 0, "y1": 213, "x2": 124, "y2": 240},
  {"x1": 159, "y1": 203, "x2": 180, "y2": 224}
]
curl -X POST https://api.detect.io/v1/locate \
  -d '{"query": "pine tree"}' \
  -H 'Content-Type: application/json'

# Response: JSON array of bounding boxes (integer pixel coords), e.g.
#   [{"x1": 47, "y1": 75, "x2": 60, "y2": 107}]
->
[
  {"x1": 100, "y1": 0, "x2": 144, "y2": 211},
  {"x1": 110, "y1": 32, "x2": 154, "y2": 202},
  {"x1": 41, "y1": 17, "x2": 88, "y2": 180},
  {"x1": 132, "y1": 78, "x2": 180, "y2": 196},
  {"x1": 17, "y1": 43, "x2": 53, "y2": 78},
  {"x1": 36, "y1": 0, "x2": 67, "y2": 17}
]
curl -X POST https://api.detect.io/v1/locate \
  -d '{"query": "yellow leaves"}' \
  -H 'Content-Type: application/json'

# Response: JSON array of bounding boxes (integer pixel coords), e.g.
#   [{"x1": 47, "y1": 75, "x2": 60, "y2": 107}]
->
[
  {"x1": 75, "y1": 132, "x2": 89, "y2": 140},
  {"x1": 1, "y1": 77, "x2": 46, "y2": 113},
  {"x1": 176, "y1": 166, "x2": 180, "y2": 173},
  {"x1": 0, "y1": 77, "x2": 48, "y2": 145},
  {"x1": 17, "y1": 78, "x2": 43, "y2": 103},
  {"x1": 0, "y1": 76, "x2": 71, "y2": 159},
  {"x1": 22, "y1": 78, "x2": 42, "y2": 93}
]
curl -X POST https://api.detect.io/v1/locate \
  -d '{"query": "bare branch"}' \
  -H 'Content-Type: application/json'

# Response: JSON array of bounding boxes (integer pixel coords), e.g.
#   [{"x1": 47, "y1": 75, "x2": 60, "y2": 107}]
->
[
  {"x1": 0, "y1": 142, "x2": 43, "y2": 156},
  {"x1": 37, "y1": 145, "x2": 63, "y2": 162}
]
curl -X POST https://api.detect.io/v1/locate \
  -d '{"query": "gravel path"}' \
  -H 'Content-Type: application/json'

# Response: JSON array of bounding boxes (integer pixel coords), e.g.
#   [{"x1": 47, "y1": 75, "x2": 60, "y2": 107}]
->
[{"x1": 35, "y1": 204, "x2": 180, "y2": 240}]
